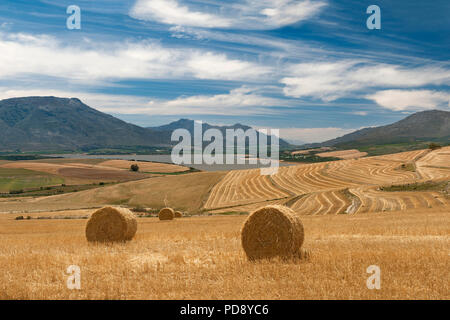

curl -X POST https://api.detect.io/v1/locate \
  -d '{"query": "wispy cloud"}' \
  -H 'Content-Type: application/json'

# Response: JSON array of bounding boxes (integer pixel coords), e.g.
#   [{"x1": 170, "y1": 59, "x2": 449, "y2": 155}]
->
[
  {"x1": 0, "y1": 32, "x2": 270, "y2": 84},
  {"x1": 130, "y1": 0, "x2": 326, "y2": 30},
  {"x1": 366, "y1": 90, "x2": 450, "y2": 111},
  {"x1": 101, "y1": 86, "x2": 294, "y2": 116},
  {"x1": 0, "y1": 85, "x2": 295, "y2": 117},
  {"x1": 281, "y1": 61, "x2": 450, "y2": 101}
]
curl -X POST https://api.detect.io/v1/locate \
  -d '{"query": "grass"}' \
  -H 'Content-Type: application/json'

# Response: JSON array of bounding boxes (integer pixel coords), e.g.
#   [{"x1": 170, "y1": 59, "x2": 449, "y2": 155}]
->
[
  {"x1": 0, "y1": 171, "x2": 227, "y2": 213},
  {"x1": 0, "y1": 168, "x2": 64, "y2": 193},
  {"x1": 142, "y1": 167, "x2": 200, "y2": 175},
  {"x1": 356, "y1": 141, "x2": 450, "y2": 157},
  {"x1": 0, "y1": 207, "x2": 448, "y2": 299},
  {"x1": 0, "y1": 182, "x2": 115, "y2": 198},
  {"x1": 280, "y1": 154, "x2": 340, "y2": 163},
  {"x1": 380, "y1": 181, "x2": 448, "y2": 192}
]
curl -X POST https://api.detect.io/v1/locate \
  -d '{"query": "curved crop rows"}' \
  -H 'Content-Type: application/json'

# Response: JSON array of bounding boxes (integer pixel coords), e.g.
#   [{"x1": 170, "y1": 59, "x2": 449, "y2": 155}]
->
[
  {"x1": 289, "y1": 189, "x2": 351, "y2": 215},
  {"x1": 376, "y1": 149, "x2": 429, "y2": 162},
  {"x1": 325, "y1": 158, "x2": 418, "y2": 185},
  {"x1": 348, "y1": 187, "x2": 448, "y2": 214},
  {"x1": 270, "y1": 163, "x2": 357, "y2": 195},
  {"x1": 203, "y1": 147, "x2": 449, "y2": 213},
  {"x1": 416, "y1": 147, "x2": 450, "y2": 180},
  {"x1": 204, "y1": 169, "x2": 290, "y2": 209}
]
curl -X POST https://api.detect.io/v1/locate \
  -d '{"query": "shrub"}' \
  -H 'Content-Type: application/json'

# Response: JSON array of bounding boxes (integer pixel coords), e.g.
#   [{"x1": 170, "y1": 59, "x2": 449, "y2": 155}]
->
[
  {"x1": 130, "y1": 164, "x2": 139, "y2": 172},
  {"x1": 15, "y1": 216, "x2": 24, "y2": 220},
  {"x1": 429, "y1": 143, "x2": 442, "y2": 150}
]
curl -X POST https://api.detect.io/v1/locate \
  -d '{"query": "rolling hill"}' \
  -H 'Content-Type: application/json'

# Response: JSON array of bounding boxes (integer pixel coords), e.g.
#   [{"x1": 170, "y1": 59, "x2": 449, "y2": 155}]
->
[
  {"x1": 0, "y1": 97, "x2": 170, "y2": 152},
  {"x1": 322, "y1": 110, "x2": 450, "y2": 147}
]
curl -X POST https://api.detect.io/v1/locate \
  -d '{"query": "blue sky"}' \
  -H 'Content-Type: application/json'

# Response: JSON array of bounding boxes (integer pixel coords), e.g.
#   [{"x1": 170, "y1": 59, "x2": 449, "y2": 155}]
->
[{"x1": 0, "y1": 0, "x2": 449, "y2": 143}]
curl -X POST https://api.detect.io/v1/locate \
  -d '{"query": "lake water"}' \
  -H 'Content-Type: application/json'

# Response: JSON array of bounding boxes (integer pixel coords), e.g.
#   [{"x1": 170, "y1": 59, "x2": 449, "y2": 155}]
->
[{"x1": 50, "y1": 154, "x2": 295, "y2": 172}]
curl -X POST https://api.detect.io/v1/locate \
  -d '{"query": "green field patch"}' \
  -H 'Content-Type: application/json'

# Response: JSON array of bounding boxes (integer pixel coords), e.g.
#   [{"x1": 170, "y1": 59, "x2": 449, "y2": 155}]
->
[{"x1": 0, "y1": 168, "x2": 64, "y2": 193}]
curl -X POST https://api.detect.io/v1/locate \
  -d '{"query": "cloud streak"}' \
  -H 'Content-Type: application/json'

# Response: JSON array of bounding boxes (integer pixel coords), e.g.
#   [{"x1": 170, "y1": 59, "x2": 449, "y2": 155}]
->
[
  {"x1": 0, "y1": 32, "x2": 270, "y2": 84},
  {"x1": 130, "y1": 0, "x2": 326, "y2": 30},
  {"x1": 281, "y1": 61, "x2": 450, "y2": 102},
  {"x1": 366, "y1": 90, "x2": 450, "y2": 111}
]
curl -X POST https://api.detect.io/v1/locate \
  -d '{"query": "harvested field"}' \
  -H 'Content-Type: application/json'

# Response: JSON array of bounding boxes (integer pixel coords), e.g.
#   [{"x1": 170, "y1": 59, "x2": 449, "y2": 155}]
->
[
  {"x1": 0, "y1": 207, "x2": 448, "y2": 299},
  {"x1": 0, "y1": 171, "x2": 227, "y2": 214},
  {"x1": 348, "y1": 187, "x2": 449, "y2": 214},
  {"x1": 57, "y1": 167, "x2": 146, "y2": 181},
  {"x1": 376, "y1": 149, "x2": 430, "y2": 162},
  {"x1": 204, "y1": 169, "x2": 290, "y2": 209},
  {"x1": 289, "y1": 190, "x2": 351, "y2": 215},
  {"x1": 200, "y1": 147, "x2": 450, "y2": 214},
  {"x1": 317, "y1": 149, "x2": 368, "y2": 159},
  {"x1": 416, "y1": 147, "x2": 450, "y2": 180},
  {"x1": 1, "y1": 148, "x2": 449, "y2": 217},
  {"x1": 99, "y1": 160, "x2": 189, "y2": 173},
  {"x1": 0, "y1": 161, "x2": 151, "y2": 184}
]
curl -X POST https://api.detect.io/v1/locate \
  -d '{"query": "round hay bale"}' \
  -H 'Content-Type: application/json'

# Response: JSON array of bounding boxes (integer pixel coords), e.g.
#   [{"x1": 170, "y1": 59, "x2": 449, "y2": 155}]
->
[
  {"x1": 241, "y1": 205, "x2": 304, "y2": 260},
  {"x1": 85, "y1": 207, "x2": 137, "y2": 242},
  {"x1": 159, "y1": 207, "x2": 175, "y2": 220},
  {"x1": 174, "y1": 211, "x2": 183, "y2": 218}
]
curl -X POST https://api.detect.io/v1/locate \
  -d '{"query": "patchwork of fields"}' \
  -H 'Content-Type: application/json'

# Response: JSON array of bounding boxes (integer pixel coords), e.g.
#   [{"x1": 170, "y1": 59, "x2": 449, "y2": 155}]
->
[
  {"x1": 205, "y1": 147, "x2": 450, "y2": 215},
  {"x1": 0, "y1": 147, "x2": 449, "y2": 300},
  {"x1": 0, "y1": 147, "x2": 448, "y2": 215}
]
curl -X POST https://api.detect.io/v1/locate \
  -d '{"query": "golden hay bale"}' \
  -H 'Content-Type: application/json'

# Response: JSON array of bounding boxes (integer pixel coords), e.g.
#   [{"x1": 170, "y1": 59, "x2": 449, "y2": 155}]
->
[
  {"x1": 85, "y1": 207, "x2": 137, "y2": 242},
  {"x1": 241, "y1": 205, "x2": 304, "y2": 260},
  {"x1": 174, "y1": 211, "x2": 183, "y2": 218},
  {"x1": 159, "y1": 207, "x2": 175, "y2": 220}
]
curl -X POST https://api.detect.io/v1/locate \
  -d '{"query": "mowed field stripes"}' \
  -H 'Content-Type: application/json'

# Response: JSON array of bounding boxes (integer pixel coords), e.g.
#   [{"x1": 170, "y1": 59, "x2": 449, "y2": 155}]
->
[{"x1": 204, "y1": 147, "x2": 450, "y2": 214}]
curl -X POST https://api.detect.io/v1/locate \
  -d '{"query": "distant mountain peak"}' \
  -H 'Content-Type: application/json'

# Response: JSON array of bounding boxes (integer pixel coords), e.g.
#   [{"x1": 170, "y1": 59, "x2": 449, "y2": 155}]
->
[{"x1": 321, "y1": 109, "x2": 450, "y2": 147}]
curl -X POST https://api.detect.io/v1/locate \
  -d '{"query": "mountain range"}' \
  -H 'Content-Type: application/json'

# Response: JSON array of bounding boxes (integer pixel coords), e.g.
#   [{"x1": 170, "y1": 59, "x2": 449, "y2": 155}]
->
[
  {"x1": 0, "y1": 97, "x2": 289, "y2": 152},
  {"x1": 321, "y1": 110, "x2": 450, "y2": 147},
  {"x1": 0, "y1": 96, "x2": 448, "y2": 153}
]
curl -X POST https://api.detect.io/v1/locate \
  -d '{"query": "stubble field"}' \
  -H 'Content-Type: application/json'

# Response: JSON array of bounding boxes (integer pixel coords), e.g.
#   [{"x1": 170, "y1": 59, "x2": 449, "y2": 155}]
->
[{"x1": 0, "y1": 207, "x2": 448, "y2": 300}]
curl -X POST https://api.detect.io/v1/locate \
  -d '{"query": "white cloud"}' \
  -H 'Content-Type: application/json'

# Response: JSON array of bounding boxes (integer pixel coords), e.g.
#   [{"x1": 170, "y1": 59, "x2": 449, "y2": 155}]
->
[
  {"x1": 0, "y1": 88, "x2": 151, "y2": 111},
  {"x1": 281, "y1": 61, "x2": 450, "y2": 101},
  {"x1": 130, "y1": 0, "x2": 231, "y2": 28},
  {"x1": 102, "y1": 87, "x2": 293, "y2": 115},
  {"x1": 0, "y1": 32, "x2": 270, "y2": 83},
  {"x1": 352, "y1": 111, "x2": 368, "y2": 116},
  {"x1": 0, "y1": 86, "x2": 293, "y2": 116},
  {"x1": 130, "y1": 0, "x2": 326, "y2": 30},
  {"x1": 366, "y1": 90, "x2": 450, "y2": 111}
]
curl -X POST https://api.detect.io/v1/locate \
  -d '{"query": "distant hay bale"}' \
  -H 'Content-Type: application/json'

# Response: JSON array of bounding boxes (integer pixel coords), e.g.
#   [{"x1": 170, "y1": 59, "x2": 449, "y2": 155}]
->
[
  {"x1": 85, "y1": 207, "x2": 137, "y2": 242},
  {"x1": 159, "y1": 207, "x2": 175, "y2": 220},
  {"x1": 241, "y1": 205, "x2": 304, "y2": 260},
  {"x1": 174, "y1": 211, "x2": 183, "y2": 218}
]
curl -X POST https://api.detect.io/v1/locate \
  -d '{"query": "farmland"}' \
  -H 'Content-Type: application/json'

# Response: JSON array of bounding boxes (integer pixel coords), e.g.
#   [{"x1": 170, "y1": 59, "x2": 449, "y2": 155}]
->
[
  {"x1": 0, "y1": 147, "x2": 449, "y2": 300},
  {"x1": 0, "y1": 207, "x2": 448, "y2": 299}
]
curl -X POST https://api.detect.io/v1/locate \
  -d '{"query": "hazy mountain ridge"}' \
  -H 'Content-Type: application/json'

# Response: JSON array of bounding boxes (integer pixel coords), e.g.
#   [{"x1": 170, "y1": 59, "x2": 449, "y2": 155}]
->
[
  {"x1": 321, "y1": 110, "x2": 450, "y2": 147},
  {"x1": 0, "y1": 97, "x2": 168, "y2": 152},
  {"x1": 0, "y1": 97, "x2": 290, "y2": 152},
  {"x1": 148, "y1": 119, "x2": 291, "y2": 147}
]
